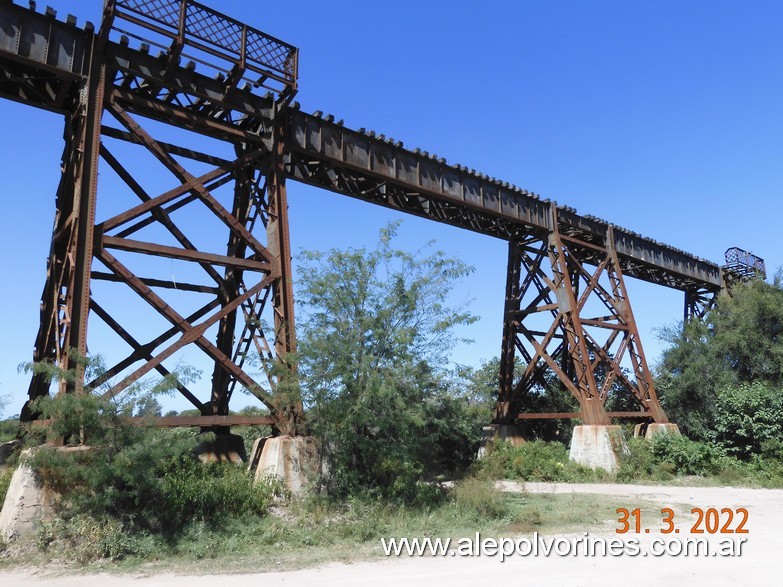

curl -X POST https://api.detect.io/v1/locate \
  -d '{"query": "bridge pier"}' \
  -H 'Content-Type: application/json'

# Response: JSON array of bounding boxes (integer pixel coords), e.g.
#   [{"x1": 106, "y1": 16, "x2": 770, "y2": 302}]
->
[
  {"x1": 496, "y1": 204, "x2": 672, "y2": 469},
  {"x1": 477, "y1": 424, "x2": 525, "y2": 459},
  {"x1": 569, "y1": 425, "x2": 627, "y2": 472},
  {"x1": 3, "y1": 0, "x2": 305, "y2": 434}
]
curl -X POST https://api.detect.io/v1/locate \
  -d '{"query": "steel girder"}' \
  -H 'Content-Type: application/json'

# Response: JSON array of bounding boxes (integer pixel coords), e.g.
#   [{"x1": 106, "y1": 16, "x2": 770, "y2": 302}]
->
[
  {"x1": 285, "y1": 108, "x2": 724, "y2": 293},
  {"x1": 684, "y1": 287, "x2": 719, "y2": 323},
  {"x1": 497, "y1": 205, "x2": 669, "y2": 426}
]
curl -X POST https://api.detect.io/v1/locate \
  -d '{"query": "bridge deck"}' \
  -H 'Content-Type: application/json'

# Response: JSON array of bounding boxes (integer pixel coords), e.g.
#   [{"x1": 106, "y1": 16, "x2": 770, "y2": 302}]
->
[{"x1": 286, "y1": 109, "x2": 722, "y2": 291}]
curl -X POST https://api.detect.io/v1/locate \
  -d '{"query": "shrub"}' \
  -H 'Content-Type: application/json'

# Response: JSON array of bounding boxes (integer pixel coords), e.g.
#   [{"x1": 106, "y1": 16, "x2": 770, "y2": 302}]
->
[
  {"x1": 616, "y1": 437, "x2": 656, "y2": 482},
  {"x1": 478, "y1": 440, "x2": 602, "y2": 482},
  {"x1": 0, "y1": 417, "x2": 18, "y2": 443},
  {"x1": 36, "y1": 514, "x2": 141, "y2": 562},
  {"x1": 650, "y1": 434, "x2": 728, "y2": 476},
  {"x1": 30, "y1": 430, "x2": 276, "y2": 536},
  {"x1": 298, "y1": 224, "x2": 479, "y2": 504}
]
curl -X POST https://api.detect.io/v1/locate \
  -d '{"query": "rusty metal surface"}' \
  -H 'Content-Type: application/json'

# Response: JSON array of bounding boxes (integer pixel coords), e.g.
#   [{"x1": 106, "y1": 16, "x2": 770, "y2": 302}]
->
[
  {"x1": 0, "y1": 0, "x2": 90, "y2": 112},
  {"x1": 110, "y1": 0, "x2": 298, "y2": 95},
  {"x1": 1, "y1": 0, "x2": 303, "y2": 432},
  {"x1": 0, "y1": 3, "x2": 725, "y2": 294},
  {"x1": 497, "y1": 206, "x2": 669, "y2": 426},
  {"x1": 285, "y1": 108, "x2": 724, "y2": 292}
]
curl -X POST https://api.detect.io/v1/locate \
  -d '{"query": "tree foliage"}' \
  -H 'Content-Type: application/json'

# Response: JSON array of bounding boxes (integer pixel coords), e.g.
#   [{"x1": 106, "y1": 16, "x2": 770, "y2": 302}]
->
[
  {"x1": 713, "y1": 382, "x2": 783, "y2": 458},
  {"x1": 656, "y1": 272, "x2": 783, "y2": 442},
  {"x1": 297, "y1": 222, "x2": 481, "y2": 502}
]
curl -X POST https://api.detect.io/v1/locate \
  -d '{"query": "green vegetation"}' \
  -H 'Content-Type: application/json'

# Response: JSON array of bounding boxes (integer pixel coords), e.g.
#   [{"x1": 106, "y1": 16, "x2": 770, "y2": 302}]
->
[
  {"x1": 475, "y1": 435, "x2": 783, "y2": 488},
  {"x1": 0, "y1": 418, "x2": 17, "y2": 443},
  {"x1": 13, "y1": 392, "x2": 281, "y2": 563},
  {"x1": 297, "y1": 222, "x2": 484, "y2": 503},
  {"x1": 3, "y1": 477, "x2": 652, "y2": 571},
  {"x1": 0, "y1": 466, "x2": 11, "y2": 505},
  {"x1": 1, "y1": 229, "x2": 782, "y2": 571},
  {"x1": 656, "y1": 273, "x2": 783, "y2": 441},
  {"x1": 476, "y1": 440, "x2": 608, "y2": 483},
  {"x1": 0, "y1": 393, "x2": 17, "y2": 442},
  {"x1": 465, "y1": 359, "x2": 577, "y2": 442}
]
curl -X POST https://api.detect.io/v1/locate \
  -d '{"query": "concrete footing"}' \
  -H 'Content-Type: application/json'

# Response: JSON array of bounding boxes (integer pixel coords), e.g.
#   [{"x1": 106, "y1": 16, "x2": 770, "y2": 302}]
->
[
  {"x1": 250, "y1": 435, "x2": 319, "y2": 494},
  {"x1": 477, "y1": 425, "x2": 525, "y2": 459},
  {"x1": 568, "y1": 425, "x2": 628, "y2": 473},
  {"x1": 0, "y1": 449, "x2": 55, "y2": 542}
]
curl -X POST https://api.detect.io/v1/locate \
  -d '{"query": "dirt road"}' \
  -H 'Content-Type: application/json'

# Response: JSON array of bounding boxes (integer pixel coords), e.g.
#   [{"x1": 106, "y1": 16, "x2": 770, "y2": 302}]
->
[{"x1": 2, "y1": 483, "x2": 781, "y2": 586}]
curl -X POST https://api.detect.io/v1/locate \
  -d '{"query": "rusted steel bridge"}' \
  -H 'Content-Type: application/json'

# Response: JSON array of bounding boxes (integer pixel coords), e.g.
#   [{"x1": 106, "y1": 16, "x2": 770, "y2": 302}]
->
[{"x1": 0, "y1": 0, "x2": 764, "y2": 434}]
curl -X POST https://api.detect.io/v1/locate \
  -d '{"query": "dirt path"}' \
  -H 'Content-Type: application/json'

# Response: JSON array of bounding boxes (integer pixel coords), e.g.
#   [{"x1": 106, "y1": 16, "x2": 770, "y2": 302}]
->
[{"x1": 2, "y1": 483, "x2": 781, "y2": 586}]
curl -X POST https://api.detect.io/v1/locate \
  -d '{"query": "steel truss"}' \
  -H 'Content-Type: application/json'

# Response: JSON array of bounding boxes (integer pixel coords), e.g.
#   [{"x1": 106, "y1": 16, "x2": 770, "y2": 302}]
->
[
  {"x1": 21, "y1": 0, "x2": 303, "y2": 434},
  {"x1": 497, "y1": 205, "x2": 669, "y2": 426}
]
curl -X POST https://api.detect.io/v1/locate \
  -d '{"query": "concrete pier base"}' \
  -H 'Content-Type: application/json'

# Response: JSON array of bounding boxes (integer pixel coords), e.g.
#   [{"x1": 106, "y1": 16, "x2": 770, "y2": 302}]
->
[
  {"x1": 633, "y1": 422, "x2": 681, "y2": 439},
  {"x1": 477, "y1": 424, "x2": 525, "y2": 459},
  {"x1": 568, "y1": 425, "x2": 628, "y2": 473},
  {"x1": 250, "y1": 435, "x2": 319, "y2": 494},
  {"x1": 644, "y1": 423, "x2": 680, "y2": 439},
  {"x1": 0, "y1": 449, "x2": 55, "y2": 542}
]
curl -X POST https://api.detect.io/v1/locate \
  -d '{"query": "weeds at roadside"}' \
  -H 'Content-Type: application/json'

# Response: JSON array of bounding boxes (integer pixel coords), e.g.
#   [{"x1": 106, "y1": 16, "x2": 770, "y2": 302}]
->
[
  {"x1": 0, "y1": 481, "x2": 653, "y2": 574},
  {"x1": 476, "y1": 436, "x2": 783, "y2": 489}
]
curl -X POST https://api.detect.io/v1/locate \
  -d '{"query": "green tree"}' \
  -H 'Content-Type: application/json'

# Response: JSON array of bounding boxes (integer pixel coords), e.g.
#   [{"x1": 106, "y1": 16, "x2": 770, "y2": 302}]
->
[
  {"x1": 0, "y1": 394, "x2": 17, "y2": 442},
  {"x1": 134, "y1": 396, "x2": 162, "y2": 418},
  {"x1": 713, "y1": 382, "x2": 783, "y2": 458},
  {"x1": 297, "y1": 222, "x2": 479, "y2": 502},
  {"x1": 656, "y1": 272, "x2": 783, "y2": 440}
]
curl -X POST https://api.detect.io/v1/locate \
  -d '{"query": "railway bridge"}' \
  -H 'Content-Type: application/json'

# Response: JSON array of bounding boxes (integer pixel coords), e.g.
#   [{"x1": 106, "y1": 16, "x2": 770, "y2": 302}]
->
[{"x1": 0, "y1": 0, "x2": 765, "y2": 453}]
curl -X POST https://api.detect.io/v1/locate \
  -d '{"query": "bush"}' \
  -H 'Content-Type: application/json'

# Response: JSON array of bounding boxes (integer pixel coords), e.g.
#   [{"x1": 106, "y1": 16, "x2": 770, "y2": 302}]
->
[
  {"x1": 21, "y1": 389, "x2": 278, "y2": 564},
  {"x1": 650, "y1": 434, "x2": 729, "y2": 476},
  {"x1": 298, "y1": 224, "x2": 479, "y2": 504},
  {"x1": 30, "y1": 430, "x2": 276, "y2": 536},
  {"x1": 478, "y1": 440, "x2": 604, "y2": 481},
  {"x1": 452, "y1": 477, "x2": 510, "y2": 520},
  {"x1": 656, "y1": 273, "x2": 783, "y2": 441},
  {"x1": 615, "y1": 437, "x2": 656, "y2": 481},
  {"x1": 0, "y1": 417, "x2": 18, "y2": 443},
  {"x1": 36, "y1": 514, "x2": 141, "y2": 563}
]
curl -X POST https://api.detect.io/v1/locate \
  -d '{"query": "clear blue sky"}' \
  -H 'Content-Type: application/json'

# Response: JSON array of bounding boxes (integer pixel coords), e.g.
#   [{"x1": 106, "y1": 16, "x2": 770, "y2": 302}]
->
[{"x1": 1, "y1": 0, "x2": 781, "y2": 417}]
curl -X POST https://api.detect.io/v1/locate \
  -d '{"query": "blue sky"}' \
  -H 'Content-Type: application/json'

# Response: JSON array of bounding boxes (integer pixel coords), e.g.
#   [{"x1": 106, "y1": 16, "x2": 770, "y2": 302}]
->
[{"x1": 1, "y1": 0, "x2": 781, "y2": 417}]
